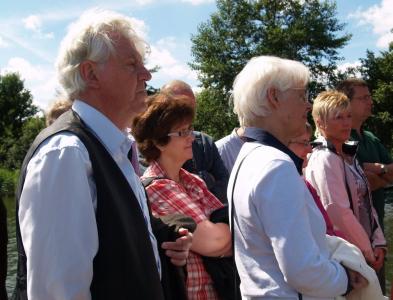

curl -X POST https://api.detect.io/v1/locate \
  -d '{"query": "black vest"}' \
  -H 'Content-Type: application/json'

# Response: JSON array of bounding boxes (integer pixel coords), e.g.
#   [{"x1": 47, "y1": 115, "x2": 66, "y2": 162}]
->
[{"x1": 13, "y1": 110, "x2": 167, "y2": 300}]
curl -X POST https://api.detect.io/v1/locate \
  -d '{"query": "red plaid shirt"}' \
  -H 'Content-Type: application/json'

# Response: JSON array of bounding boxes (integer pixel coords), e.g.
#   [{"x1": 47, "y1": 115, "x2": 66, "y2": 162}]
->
[{"x1": 143, "y1": 161, "x2": 223, "y2": 300}]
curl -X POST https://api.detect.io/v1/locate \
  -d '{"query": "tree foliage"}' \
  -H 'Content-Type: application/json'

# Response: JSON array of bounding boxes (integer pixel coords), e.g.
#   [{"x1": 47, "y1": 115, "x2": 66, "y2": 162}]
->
[
  {"x1": 190, "y1": 0, "x2": 351, "y2": 138},
  {"x1": 0, "y1": 73, "x2": 44, "y2": 170},
  {"x1": 0, "y1": 73, "x2": 38, "y2": 138},
  {"x1": 1, "y1": 117, "x2": 46, "y2": 170},
  {"x1": 358, "y1": 44, "x2": 393, "y2": 151}
]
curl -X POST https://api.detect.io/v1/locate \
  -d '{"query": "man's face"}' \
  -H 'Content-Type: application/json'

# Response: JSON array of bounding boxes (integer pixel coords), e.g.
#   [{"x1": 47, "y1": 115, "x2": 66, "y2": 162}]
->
[
  {"x1": 350, "y1": 85, "x2": 373, "y2": 123},
  {"x1": 96, "y1": 34, "x2": 151, "y2": 123}
]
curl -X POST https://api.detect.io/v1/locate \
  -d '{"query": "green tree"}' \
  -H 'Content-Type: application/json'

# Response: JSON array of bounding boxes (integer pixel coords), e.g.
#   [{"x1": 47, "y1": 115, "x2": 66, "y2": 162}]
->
[
  {"x1": 2, "y1": 117, "x2": 45, "y2": 169},
  {"x1": 357, "y1": 43, "x2": 393, "y2": 151},
  {"x1": 0, "y1": 73, "x2": 38, "y2": 138},
  {"x1": 0, "y1": 73, "x2": 41, "y2": 169},
  {"x1": 190, "y1": 0, "x2": 351, "y2": 138}
]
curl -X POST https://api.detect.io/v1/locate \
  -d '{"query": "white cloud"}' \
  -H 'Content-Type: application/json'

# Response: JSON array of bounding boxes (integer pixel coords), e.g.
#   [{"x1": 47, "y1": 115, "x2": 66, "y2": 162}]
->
[
  {"x1": 1, "y1": 57, "x2": 59, "y2": 109},
  {"x1": 146, "y1": 41, "x2": 197, "y2": 86},
  {"x1": 337, "y1": 61, "x2": 361, "y2": 73},
  {"x1": 156, "y1": 37, "x2": 178, "y2": 50},
  {"x1": 349, "y1": 0, "x2": 393, "y2": 48},
  {"x1": 0, "y1": 35, "x2": 9, "y2": 48},
  {"x1": 23, "y1": 15, "x2": 41, "y2": 31},
  {"x1": 336, "y1": 61, "x2": 362, "y2": 78},
  {"x1": 3, "y1": 57, "x2": 48, "y2": 81},
  {"x1": 22, "y1": 14, "x2": 54, "y2": 39}
]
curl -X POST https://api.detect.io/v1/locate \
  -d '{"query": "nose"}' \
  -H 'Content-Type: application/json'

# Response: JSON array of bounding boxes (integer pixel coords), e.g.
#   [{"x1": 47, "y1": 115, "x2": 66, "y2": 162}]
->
[{"x1": 139, "y1": 65, "x2": 152, "y2": 82}]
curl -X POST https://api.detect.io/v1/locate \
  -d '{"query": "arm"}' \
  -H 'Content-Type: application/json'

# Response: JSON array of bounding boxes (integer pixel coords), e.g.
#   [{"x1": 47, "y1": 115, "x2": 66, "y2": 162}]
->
[
  {"x1": 305, "y1": 151, "x2": 375, "y2": 264},
  {"x1": 364, "y1": 162, "x2": 393, "y2": 183},
  {"x1": 191, "y1": 220, "x2": 232, "y2": 257},
  {"x1": 255, "y1": 159, "x2": 348, "y2": 296},
  {"x1": 204, "y1": 141, "x2": 229, "y2": 204},
  {"x1": 146, "y1": 180, "x2": 230, "y2": 257},
  {"x1": 197, "y1": 134, "x2": 229, "y2": 204},
  {"x1": 370, "y1": 205, "x2": 387, "y2": 271},
  {"x1": 363, "y1": 170, "x2": 390, "y2": 191},
  {"x1": 19, "y1": 135, "x2": 97, "y2": 300}
]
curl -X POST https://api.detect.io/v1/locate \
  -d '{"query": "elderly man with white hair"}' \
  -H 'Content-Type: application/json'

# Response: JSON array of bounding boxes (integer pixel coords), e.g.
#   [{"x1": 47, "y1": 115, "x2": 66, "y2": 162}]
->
[
  {"x1": 13, "y1": 9, "x2": 192, "y2": 300},
  {"x1": 228, "y1": 55, "x2": 367, "y2": 299}
]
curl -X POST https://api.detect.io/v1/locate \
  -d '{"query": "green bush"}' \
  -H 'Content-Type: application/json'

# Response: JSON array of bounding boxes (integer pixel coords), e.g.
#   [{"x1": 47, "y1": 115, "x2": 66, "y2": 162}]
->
[{"x1": 0, "y1": 168, "x2": 19, "y2": 198}]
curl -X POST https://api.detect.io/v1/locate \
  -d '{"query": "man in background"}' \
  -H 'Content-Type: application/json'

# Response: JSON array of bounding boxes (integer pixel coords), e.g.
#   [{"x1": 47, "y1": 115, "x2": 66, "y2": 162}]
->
[
  {"x1": 337, "y1": 78, "x2": 393, "y2": 294},
  {"x1": 161, "y1": 80, "x2": 229, "y2": 203}
]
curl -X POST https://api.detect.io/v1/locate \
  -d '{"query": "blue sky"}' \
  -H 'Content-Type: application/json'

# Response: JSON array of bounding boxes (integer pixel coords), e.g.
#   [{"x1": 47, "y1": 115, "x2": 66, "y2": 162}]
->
[{"x1": 0, "y1": 0, "x2": 392, "y2": 110}]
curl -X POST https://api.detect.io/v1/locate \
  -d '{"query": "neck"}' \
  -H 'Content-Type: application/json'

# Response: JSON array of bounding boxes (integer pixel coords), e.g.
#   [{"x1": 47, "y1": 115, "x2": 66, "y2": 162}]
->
[
  {"x1": 157, "y1": 156, "x2": 183, "y2": 182},
  {"x1": 236, "y1": 127, "x2": 245, "y2": 137},
  {"x1": 352, "y1": 117, "x2": 363, "y2": 136},
  {"x1": 79, "y1": 93, "x2": 132, "y2": 131},
  {"x1": 325, "y1": 137, "x2": 344, "y2": 155},
  {"x1": 249, "y1": 117, "x2": 291, "y2": 146}
]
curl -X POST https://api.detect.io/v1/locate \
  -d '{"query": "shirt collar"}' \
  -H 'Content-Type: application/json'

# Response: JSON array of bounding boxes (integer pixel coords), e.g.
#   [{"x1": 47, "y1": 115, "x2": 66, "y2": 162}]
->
[
  {"x1": 243, "y1": 127, "x2": 303, "y2": 175},
  {"x1": 315, "y1": 135, "x2": 359, "y2": 157},
  {"x1": 72, "y1": 100, "x2": 131, "y2": 155}
]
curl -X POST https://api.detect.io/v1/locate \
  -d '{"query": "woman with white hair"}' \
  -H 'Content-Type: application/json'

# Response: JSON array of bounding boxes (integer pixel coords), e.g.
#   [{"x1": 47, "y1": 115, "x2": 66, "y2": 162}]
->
[{"x1": 228, "y1": 56, "x2": 367, "y2": 299}]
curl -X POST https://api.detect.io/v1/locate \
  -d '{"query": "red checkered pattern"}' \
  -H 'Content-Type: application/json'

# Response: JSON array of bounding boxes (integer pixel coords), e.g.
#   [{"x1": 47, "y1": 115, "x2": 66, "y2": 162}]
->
[{"x1": 143, "y1": 161, "x2": 223, "y2": 300}]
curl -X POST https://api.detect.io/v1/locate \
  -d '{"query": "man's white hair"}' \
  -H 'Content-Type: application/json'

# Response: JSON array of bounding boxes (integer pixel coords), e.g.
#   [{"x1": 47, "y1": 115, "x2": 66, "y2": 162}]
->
[
  {"x1": 56, "y1": 8, "x2": 149, "y2": 100},
  {"x1": 232, "y1": 56, "x2": 309, "y2": 126}
]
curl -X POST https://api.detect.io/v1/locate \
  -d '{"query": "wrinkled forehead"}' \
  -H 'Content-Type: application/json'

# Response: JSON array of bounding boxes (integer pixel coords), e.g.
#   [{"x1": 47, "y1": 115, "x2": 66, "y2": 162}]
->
[{"x1": 109, "y1": 31, "x2": 146, "y2": 61}]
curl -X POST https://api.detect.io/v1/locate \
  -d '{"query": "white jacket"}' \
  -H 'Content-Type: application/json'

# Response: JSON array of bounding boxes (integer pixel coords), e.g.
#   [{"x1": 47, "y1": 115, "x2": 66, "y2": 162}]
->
[
  {"x1": 305, "y1": 138, "x2": 386, "y2": 262},
  {"x1": 326, "y1": 235, "x2": 387, "y2": 300}
]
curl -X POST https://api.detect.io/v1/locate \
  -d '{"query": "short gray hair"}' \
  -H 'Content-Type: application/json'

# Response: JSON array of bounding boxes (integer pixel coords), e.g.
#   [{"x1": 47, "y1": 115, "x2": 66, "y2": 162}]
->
[
  {"x1": 232, "y1": 56, "x2": 309, "y2": 126},
  {"x1": 56, "y1": 8, "x2": 149, "y2": 100}
]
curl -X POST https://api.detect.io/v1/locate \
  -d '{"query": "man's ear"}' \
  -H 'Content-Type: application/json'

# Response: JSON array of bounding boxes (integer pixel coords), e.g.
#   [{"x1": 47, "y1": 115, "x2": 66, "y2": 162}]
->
[
  {"x1": 266, "y1": 87, "x2": 279, "y2": 110},
  {"x1": 79, "y1": 60, "x2": 100, "y2": 89}
]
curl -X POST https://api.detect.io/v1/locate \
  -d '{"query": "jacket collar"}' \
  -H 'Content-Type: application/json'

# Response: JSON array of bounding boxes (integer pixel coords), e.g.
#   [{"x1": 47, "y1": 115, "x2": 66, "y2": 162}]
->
[
  {"x1": 314, "y1": 136, "x2": 359, "y2": 157},
  {"x1": 243, "y1": 127, "x2": 303, "y2": 175}
]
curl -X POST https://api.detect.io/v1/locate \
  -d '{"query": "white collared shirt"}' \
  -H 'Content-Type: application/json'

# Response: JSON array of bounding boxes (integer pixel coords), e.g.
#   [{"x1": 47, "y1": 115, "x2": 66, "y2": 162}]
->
[{"x1": 19, "y1": 100, "x2": 161, "y2": 300}]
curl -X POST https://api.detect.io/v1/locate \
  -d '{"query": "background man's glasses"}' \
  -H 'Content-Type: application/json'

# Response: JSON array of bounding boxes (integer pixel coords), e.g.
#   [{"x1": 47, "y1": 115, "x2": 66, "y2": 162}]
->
[{"x1": 353, "y1": 95, "x2": 372, "y2": 102}]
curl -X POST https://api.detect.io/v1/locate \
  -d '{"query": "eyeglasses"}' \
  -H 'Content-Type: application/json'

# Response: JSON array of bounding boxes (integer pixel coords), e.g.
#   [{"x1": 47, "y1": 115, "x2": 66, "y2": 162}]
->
[
  {"x1": 167, "y1": 129, "x2": 195, "y2": 137},
  {"x1": 352, "y1": 94, "x2": 372, "y2": 102},
  {"x1": 287, "y1": 88, "x2": 311, "y2": 103}
]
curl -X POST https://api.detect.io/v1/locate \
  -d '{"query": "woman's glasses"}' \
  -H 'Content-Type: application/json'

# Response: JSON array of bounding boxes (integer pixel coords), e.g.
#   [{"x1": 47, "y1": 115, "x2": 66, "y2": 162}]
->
[{"x1": 167, "y1": 129, "x2": 195, "y2": 137}]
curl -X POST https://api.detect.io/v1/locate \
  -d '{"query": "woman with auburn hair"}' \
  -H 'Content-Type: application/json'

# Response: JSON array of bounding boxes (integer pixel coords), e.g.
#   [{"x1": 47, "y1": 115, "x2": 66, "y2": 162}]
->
[
  {"x1": 133, "y1": 93, "x2": 231, "y2": 300},
  {"x1": 305, "y1": 90, "x2": 386, "y2": 273}
]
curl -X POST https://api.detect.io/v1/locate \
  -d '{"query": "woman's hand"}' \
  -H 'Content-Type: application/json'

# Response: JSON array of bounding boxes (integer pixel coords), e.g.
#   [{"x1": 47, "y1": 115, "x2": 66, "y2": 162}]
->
[
  {"x1": 371, "y1": 247, "x2": 385, "y2": 272},
  {"x1": 162, "y1": 228, "x2": 193, "y2": 266}
]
